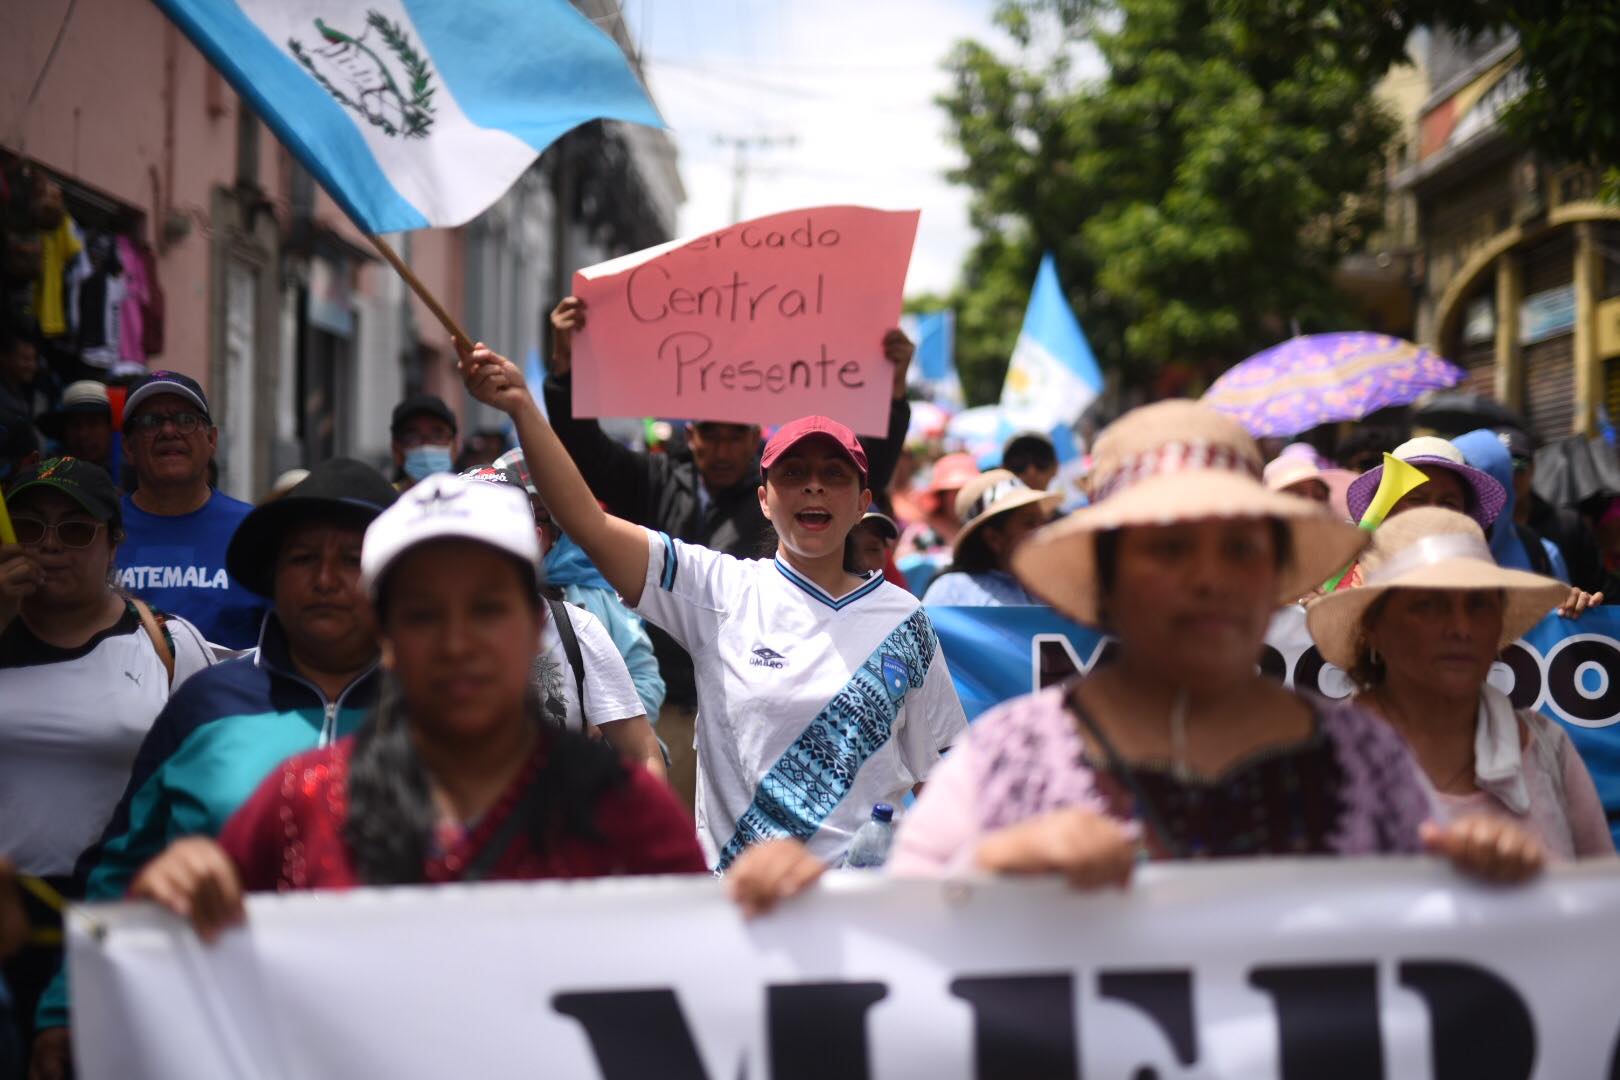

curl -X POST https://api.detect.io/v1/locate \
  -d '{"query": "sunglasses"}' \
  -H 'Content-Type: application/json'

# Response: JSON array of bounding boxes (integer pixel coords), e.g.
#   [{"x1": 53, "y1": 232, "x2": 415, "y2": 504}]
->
[
  {"x1": 128, "y1": 410, "x2": 206, "y2": 436},
  {"x1": 12, "y1": 516, "x2": 105, "y2": 548}
]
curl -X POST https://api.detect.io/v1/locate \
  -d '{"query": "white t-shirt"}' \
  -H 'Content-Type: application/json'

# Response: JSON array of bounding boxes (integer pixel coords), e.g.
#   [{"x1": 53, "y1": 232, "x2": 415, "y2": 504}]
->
[
  {"x1": 0, "y1": 605, "x2": 213, "y2": 875},
  {"x1": 531, "y1": 601, "x2": 646, "y2": 732},
  {"x1": 634, "y1": 529, "x2": 967, "y2": 869}
]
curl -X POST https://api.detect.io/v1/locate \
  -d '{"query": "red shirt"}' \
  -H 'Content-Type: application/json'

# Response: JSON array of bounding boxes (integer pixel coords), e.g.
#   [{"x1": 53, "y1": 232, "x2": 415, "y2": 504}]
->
[{"x1": 219, "y1": 736, "x2": 707, "y2": 890}]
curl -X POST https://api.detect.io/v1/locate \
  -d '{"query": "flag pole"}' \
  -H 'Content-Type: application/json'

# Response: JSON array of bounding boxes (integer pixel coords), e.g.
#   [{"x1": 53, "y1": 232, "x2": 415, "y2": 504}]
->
[{"x1": 365, "y1": 233, "x2": 474, "y2": 355}]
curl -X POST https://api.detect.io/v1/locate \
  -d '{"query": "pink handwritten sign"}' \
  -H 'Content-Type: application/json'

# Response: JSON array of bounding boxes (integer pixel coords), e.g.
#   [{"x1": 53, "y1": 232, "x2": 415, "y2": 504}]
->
[{"x1": 570, "y1": 205, "x2": 919, "y2": 436}]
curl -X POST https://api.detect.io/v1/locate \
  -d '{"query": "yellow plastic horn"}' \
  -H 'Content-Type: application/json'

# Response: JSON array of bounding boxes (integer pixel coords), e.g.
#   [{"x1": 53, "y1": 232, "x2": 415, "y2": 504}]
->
[
  {"x1": 1321, "y1": 453, "x2": 1431, "y2": 592},
  {"x1": 1357, "y1": 452, "x2": 1430, "y2": 529}
]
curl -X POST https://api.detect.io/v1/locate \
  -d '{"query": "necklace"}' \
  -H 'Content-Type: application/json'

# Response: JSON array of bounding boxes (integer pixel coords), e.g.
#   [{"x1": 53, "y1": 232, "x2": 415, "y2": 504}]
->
[
  {"x1": 1169, "y1": 689, "x2": 1191, "y2": 781},
  {"x1": 1371, "y1": 689, "x2": 1475, "y2": 793}
]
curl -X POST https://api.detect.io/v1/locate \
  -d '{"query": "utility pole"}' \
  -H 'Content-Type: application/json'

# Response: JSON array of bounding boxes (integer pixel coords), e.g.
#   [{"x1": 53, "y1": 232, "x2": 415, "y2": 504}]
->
[{"x1": 713, "y1": 133, "x2": 796, "y2": 223}]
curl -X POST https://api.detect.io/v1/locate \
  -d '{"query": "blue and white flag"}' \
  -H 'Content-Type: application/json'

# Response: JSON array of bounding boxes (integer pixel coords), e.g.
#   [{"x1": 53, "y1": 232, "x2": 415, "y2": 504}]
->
[
  {"x1": 155, "y1": 0, "x2": 663, "y2": 232},
  {"x1": 999, "y1": 253, "x2": 1104, "y2": 428},
  {"x1": 901, "y1": 310, "x2": 962, "y2": 409}
]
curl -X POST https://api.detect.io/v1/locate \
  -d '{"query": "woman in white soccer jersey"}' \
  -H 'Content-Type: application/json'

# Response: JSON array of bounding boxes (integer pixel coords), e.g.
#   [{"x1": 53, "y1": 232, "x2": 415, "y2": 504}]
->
[{"x1": 460, "y1": 343, "x2": 967, "y2": 870}]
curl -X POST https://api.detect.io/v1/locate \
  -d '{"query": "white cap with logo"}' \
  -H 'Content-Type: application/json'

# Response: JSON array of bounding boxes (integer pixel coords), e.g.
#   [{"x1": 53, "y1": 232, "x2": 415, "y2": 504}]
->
[{"x1": 360, "y1": 473, "x2": 540, "y2": 596}]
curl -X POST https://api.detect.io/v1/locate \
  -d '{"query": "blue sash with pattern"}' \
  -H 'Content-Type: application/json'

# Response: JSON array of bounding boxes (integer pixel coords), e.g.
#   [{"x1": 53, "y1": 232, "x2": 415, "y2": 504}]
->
[{"x1": 715, "y1": 607, "x2": 938, "y2": 871}]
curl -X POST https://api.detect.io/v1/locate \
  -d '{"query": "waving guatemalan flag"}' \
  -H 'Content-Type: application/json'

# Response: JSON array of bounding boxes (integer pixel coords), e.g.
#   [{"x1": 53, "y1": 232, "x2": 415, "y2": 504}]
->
[
  {"x1": 155, "y1": 0, "x2": 663, "y2": 232},
  {"x1": 1000, "y1": 253, "x2": 1104, "y2": 432},
  {"x1": 971, "y1": 253, "x2": 1104, "y2": 468}
]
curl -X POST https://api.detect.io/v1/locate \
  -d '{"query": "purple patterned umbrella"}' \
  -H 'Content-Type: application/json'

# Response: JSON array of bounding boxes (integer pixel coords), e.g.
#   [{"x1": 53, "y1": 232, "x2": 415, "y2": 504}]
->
[{"x1": 1202, "y1": 333, "x2": 1465, "y2": 438}]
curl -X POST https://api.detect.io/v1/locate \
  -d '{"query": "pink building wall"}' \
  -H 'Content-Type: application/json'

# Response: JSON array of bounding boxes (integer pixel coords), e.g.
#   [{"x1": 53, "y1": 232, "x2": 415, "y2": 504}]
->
[{"x1": 3, "y1": 0, "x2": 465, "y2": 410}]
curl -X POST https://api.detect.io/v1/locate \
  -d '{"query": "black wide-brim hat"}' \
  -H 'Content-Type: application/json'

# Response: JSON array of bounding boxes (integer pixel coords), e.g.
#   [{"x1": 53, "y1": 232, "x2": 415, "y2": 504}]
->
[{"x1": 226, "y1": 457, "x2": 399, "y2": 598}]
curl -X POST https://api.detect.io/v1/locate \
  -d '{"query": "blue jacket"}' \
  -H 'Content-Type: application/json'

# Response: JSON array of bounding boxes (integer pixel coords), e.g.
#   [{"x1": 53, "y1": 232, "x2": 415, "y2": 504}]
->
[
  {"x1": 36, "y1": 616, "x2": 378, "y2": 1030},
  {"x1": 1454, "y1": 429, "x2": 1569, "y2": 579}
]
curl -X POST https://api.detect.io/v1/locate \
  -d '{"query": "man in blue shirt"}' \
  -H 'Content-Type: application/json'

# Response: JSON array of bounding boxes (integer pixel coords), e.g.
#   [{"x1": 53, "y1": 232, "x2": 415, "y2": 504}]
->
[{"x1": 115, "y1": 371, "x2": 267, "y2": 649}]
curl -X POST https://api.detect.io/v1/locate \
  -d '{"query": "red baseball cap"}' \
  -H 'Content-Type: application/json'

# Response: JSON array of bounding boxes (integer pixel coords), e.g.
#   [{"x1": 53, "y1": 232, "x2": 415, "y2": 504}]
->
[{"x1": 760, "y1": 415, "x2": 868, "y2": 479}]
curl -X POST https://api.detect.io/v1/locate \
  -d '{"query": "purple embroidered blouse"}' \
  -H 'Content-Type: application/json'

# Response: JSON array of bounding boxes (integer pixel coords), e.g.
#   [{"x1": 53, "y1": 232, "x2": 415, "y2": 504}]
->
[{"x1": 890, "y1": 683, "x2": 1436, "y2": 876}]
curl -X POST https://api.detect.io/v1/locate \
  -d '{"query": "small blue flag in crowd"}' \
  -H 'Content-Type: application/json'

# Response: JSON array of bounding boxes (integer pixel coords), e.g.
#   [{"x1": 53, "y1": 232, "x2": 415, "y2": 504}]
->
[
  {"x1": 153, "y1": 0, "x2": 663, "y2": 232},
  {"x1": 902, "y1": 310, "x2": 963, "y2": 410}
]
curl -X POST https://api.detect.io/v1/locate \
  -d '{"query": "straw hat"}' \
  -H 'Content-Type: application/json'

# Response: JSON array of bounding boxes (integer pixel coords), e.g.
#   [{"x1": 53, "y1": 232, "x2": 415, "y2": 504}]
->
[
  {"x1": 1262, "y1": 448, "x2": 1327, "y2": 495},
  {"x1": 952, "y1": 469, "x2": 1062, "y2": 554},
  {"x1": 1345, "y1": 436, "x2": 1505, "y2": 528},
  {"x1": 1305, "y1": 507, "x2": 1568, "y2": 670},
  {"x1": 1010, "y1": 400, "x2": 1368, "y2": 624}
]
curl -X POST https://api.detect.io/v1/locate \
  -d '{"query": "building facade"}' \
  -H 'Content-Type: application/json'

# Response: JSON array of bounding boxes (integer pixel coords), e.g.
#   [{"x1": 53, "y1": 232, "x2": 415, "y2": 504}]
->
[
  {"x1": 2, "y1": 0, "x2": 680, "y2": 496},
  {"x1": 1395, "y1": 32, "x2": 1620, "y2": 439}
]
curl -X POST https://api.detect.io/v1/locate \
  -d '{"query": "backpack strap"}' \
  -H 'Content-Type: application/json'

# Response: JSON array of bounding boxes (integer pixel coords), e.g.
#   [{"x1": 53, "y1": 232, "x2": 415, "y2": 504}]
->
[
  {"x1": 130, "y1": 599, "x2": 175, "y2": 687},
  {"x1": 545, "y1": 597, "x2": 589, "y2": 730}
]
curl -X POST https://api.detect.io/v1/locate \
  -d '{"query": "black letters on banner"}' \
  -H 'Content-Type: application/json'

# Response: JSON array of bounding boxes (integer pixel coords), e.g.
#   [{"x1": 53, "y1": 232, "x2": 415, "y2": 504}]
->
[
  {"x1": 1545, "y1": 638, "x2": 1620, "y2": 723},
  {"x1": 950, "y1": 973, "x2": 1079, "y2": 1079},
  {"x1": 1289, "y1": 645, "x2": 1333, "y2": 698},
  {"x1": 557, "y1": 983, "x2": 888, "y2": 1080},
  {"x1": 767, "y1": 982, "x2": 887, "y2": 1080},
  {"x1": 1248, "y1": 965, "x2": 1384, "y2": 1080},
  {"x1": 1097, "y1": 970, "x2": 1200, "y2": 1069},
  {"x1": 553, "y1": 989, "x2": 713, "y2": 1080},
  {"x1": 555, "y1": 963, "x2": 1562, "y2": 1079},
  {"x1": 1496, "y1": 644, "x2": 1544, "y2": 710},
  {"x1": 1397, "y1": 961, "x2": 1535, "y2": 1080},
  {"x1": 1025, "y1": 615, "x2": 1620, "y2": 722}
]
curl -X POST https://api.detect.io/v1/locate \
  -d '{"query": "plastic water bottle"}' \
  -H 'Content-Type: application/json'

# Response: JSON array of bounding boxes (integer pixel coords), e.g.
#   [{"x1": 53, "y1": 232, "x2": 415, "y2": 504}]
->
[{"x1": 845, "y1": 803, "x2": 896, "y2": 869}]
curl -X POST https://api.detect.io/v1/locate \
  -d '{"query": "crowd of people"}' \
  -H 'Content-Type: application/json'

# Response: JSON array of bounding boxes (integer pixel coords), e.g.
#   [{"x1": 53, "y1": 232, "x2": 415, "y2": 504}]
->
[{"x1": 2, "y1": 285, "x2": 1618, "y2": 1075}]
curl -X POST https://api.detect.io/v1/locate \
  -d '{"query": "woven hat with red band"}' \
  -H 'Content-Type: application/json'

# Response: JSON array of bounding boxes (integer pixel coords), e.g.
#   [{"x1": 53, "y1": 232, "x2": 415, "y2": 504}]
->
[{"x1": 1011, "y1": 400, "x2": 1369, "y2": 624}]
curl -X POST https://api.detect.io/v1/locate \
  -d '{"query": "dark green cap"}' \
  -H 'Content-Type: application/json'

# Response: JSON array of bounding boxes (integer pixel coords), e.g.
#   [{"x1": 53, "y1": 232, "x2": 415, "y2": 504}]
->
[{"x1": 4, "y1": 456, "x2": 120, "y2": 525}]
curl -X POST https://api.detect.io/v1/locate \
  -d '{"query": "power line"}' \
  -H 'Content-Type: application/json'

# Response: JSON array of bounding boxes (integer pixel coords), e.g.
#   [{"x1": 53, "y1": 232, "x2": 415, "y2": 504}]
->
[
  {"x1": 644, "y1": 51, "x2": 936, "y2": 75},
  {"x1": 713, "y1": 133, "x2": 797, "y2": 223},
  {"x1": 650, "y1": 59, "x2": 829, "y2": 100},
  {"x1": 647, "y1": 60, "x2": 940, "y2": 116}
]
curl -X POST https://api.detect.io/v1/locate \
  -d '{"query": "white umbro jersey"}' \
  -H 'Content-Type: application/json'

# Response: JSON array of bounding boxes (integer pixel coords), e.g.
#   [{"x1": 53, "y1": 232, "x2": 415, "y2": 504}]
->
[{"x1": 634, "y1": 529, "x2": 967, "y2": 869}]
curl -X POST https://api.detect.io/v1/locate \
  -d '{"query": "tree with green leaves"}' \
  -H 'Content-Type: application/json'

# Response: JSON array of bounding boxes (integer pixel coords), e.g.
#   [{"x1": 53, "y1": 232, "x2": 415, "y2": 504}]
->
[
  {"x1": 936, "y1": 0, "x2": 1402, "y2": 403},
  {"x1": 934, "y1": 1, "x2": 1620, "y2": 405}
]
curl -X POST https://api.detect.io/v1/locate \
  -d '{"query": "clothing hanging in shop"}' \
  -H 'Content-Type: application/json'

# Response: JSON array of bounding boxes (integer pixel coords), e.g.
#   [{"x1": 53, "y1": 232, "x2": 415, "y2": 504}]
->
[
  {"x1": 35, "y1": 214, "x2": 81, "y2": 338},
  {"x1": 74, "y1": 233, "x2": 126, "y2": 371},
  {"x1": 116, "y1": 234, "x2": 151, "y2": 367}
]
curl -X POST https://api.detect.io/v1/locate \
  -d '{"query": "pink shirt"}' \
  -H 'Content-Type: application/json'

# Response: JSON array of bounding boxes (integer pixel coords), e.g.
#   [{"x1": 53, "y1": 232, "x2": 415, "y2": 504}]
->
[{"x1": 1433, "y1": 708, "x2": 1613, "y2": 861}]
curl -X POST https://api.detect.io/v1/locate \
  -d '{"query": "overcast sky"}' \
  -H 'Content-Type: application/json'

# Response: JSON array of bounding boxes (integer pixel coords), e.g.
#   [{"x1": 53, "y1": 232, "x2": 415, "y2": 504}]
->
[{"x1": 619, "y1": 0, "x2": 1001, "y2": 298}]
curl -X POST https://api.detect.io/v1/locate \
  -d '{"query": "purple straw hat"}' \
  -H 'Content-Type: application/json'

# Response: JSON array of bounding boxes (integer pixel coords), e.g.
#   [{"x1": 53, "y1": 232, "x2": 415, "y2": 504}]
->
[{"x1": 1344, "y1": 436, "x2": 1506, "y2": 528}]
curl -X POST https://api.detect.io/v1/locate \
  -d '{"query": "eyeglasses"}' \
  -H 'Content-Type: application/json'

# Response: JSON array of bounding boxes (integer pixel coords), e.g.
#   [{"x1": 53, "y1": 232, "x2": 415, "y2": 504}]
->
[
  {"x1": 12, "y1": 516, "x2": 105, "y2": 548},
  {"x1": 128, "y1": 410, "x2": 206, "y2": 436}
]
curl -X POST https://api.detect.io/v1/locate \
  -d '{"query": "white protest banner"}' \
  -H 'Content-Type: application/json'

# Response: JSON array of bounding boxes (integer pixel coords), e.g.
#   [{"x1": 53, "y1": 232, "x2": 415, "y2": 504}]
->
[
  {"x1": 570, "y1": 205, "x2": 920, "y2": 435},
  {"x1": 70, "y1": 860, "x2": 1620, "y2": 1079}
]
